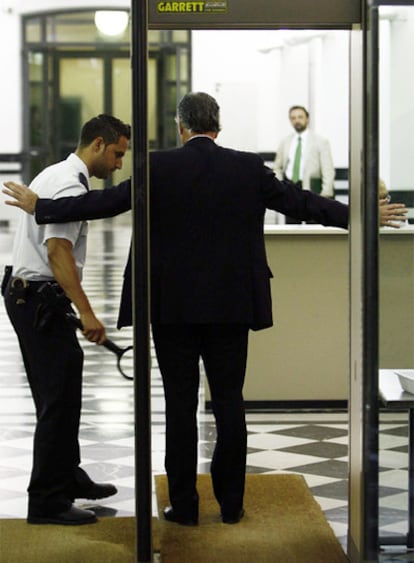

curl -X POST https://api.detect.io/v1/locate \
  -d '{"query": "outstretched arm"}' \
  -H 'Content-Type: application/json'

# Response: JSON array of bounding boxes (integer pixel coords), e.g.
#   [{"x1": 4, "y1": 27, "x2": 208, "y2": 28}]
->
[
  {"x1": 3, "y1": 176, "x2": 408, "y2": 227},
  {"x1": 260, "y1": 167, "x2": 407, "y2": 228},
  {"x1": 3, "y1": 178, "x2": 132, "y2": 223}
]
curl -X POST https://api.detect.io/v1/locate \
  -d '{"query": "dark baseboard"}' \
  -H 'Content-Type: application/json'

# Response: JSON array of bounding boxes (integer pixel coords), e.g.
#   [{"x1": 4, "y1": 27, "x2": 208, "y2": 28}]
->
[{"x1": 205, "y1": 400, "x2": 348, "y2": 412}]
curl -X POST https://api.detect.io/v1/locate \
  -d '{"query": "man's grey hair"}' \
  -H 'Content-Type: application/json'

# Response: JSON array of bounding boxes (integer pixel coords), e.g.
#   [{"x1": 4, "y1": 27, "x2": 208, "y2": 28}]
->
[{"x1": 177, "y1": 92, "x2": 221, "y2": 133}]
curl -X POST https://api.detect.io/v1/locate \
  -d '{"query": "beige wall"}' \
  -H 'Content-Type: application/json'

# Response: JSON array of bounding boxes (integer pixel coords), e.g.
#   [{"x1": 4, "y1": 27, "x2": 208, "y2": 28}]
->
[
  {"x1": 379, "y1": 232, "x2": 414, "y2": 368},
  {"x1": 206, "y1": 227, "x2": 414, "y2": 403},
  {"x1": 245, "y1": 228, "x2": 349, "y2": 402}
]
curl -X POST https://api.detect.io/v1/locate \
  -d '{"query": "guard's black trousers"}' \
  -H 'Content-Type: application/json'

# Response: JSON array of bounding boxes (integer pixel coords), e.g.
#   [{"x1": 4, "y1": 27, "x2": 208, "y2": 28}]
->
[{"x1": 4, "y1": 280, "x2": 83, "y2": 516}]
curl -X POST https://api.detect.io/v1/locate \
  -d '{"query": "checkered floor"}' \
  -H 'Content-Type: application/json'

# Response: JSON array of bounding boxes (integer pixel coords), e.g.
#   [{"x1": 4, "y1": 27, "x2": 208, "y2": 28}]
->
[{"x1": 0, "y1": 217, "x2": 412, "y2": 562}]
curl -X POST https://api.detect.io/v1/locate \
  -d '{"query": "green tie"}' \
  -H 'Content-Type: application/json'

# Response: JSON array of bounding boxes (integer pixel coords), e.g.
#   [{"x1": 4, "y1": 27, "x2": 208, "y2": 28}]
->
[{"x1": 292, "y1": 136, "x2": 302, "y2": 183}]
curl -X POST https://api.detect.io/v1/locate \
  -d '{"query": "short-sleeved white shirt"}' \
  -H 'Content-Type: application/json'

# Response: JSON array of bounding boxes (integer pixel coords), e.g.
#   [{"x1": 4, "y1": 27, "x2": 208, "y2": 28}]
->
[{"x1": 12, "y1": 153, "x2": 89, "y2": 281}]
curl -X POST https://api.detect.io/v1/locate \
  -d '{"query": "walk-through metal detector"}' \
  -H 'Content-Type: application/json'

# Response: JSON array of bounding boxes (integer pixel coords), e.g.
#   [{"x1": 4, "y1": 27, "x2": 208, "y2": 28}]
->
[{"x1": 130, "y1": 1, "x2": 387, "y2": 561}]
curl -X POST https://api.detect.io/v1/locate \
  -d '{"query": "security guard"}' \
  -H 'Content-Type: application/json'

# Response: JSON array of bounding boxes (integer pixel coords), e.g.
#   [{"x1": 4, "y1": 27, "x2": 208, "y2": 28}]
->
[{"x1": 2, "y1": 114, "x2": 130, "y2": 525}]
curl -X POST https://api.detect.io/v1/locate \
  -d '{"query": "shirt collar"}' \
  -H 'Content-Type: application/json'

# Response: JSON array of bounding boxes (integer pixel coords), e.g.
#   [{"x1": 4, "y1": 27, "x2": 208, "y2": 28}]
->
[
  {"x1": 186, "y1": 134, "x2": 216, "y2": 143},
  {"x1": 67, "y1": 153, "x2": 90, "y2": 177},
  {"x1": 295, "y1": 129, "x2": 309, "y2": 141},
  {"x1": 67, "y1": 153, "x2": 90, "y2": 189}
]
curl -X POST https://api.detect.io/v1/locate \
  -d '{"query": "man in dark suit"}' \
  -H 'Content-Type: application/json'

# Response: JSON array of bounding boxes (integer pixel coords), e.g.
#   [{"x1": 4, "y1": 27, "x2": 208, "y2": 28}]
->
[{"x1": 2, "y1": 93, "x2": 407, "y2": 526}]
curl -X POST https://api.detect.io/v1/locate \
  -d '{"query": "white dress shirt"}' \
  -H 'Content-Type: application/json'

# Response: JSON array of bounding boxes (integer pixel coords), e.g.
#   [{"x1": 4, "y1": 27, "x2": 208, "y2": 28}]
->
[{"x1": 12, "y1": 153, "x2": 89, "y2": 281}]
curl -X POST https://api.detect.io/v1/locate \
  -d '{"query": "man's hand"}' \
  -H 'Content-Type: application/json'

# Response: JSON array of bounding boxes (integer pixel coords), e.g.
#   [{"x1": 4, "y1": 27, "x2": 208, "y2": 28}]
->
[
  {"x1": 79, "y1": 310, "x2": 107, "y2": 345},
  {"x1": 2, "y1": 181, "x2": 38, "y2": 214},
  {"x1": 379, "y1": 199, "x2": 408, "y2": 228},
  {"x1": 47, "y1": 237, "x2": 106, "y2": 345}
]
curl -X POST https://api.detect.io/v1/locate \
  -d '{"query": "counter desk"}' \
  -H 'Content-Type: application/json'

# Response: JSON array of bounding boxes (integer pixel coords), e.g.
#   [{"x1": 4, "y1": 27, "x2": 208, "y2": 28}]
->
[{"x1": 206, "y1": 225, "x2": 414, "y2": 408}]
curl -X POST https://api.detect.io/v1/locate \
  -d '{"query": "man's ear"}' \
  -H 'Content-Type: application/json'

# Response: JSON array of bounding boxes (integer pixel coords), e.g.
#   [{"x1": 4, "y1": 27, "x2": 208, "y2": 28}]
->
[{"x1": 93, "y1": 136, "x2": 105, "y2": 152}]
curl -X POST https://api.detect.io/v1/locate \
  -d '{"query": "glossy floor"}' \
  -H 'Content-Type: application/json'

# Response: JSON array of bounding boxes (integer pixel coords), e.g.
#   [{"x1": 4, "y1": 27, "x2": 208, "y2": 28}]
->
[{"x1": 0, "y1": 218, "x2": 412, "y2": 562}]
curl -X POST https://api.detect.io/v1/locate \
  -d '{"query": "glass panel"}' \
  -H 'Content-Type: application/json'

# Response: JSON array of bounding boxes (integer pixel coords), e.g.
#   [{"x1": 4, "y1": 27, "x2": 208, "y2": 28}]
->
[
  {"x1": 148, "y1": 57, "x2": 158, "y2": 146},
  {"x1": 29, "y1": 84, "x2": 43, "y2": 147},
  {"x1": 149, "y1": 30, "x2": 161, "y2": 44},
  {"x1": 172, "y1": 30, "x2": 189, "y2": 43},
  {"x1": 47, "y1": 14, "x2": 94, "y2": 43},
  {"x1": 165, "y1": 120, "x2": 178, "y2": 147},
  {"x1": 167, "y1": 83, "x2": 177, "y2": 108},
  {"x1": 28, "y1": 51, "x2": 43, "y2": 82},
  {"x1": 25, "y1": 18, "x2": 42, "y2": 43},
  {"x1": 25, "y1": 12, "x2": 189, "y2": 48},
  {"x1": 379, "y1": 6, "x2": 414, "y2": 224},
  {"x1": 178, "y1": 47, "x2": 189, "y2": 81},
  {"x1": 28, "y1": 52, "x2": 47, "y2": 178},
  {"x1": 112, "y1": 58, "x2": 133, "y2": 186},
  {"x1": 378, "y1": 3, "x2": 414, "y2": 549},
  {"x1": 378, "y1": 6, "x2": 414, "y2": 364},
  {"x1": 24, "y1": 13, "x2": 192, "y2": 174},
  {"x1": 60, "y1": 58, "x2": 104, "y2": 123},
  {"x1": 45, "y1": 12, "x2": 130, "y2": 44},
  {"x1": 165, "y1": 54, "x2": 177, "y2": 81},
  {"x1": 59, "y1": 57, "x2": 104, "y2": 188}
]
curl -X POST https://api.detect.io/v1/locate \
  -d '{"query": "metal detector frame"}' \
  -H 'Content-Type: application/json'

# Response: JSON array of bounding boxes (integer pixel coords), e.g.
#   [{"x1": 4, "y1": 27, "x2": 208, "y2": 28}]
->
[{"x1": 130, "y1": 1, "x2": 391, "y2": 561}]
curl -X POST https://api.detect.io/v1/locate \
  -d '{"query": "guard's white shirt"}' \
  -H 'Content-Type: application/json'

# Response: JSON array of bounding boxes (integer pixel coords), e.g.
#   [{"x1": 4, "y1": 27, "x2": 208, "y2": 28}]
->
[
  {"x1": 285, "y1": 129, "x2": 309, "y2": 181},
  {"x1": 12, "y1": 153, "x2": 89, "y2": 281}
]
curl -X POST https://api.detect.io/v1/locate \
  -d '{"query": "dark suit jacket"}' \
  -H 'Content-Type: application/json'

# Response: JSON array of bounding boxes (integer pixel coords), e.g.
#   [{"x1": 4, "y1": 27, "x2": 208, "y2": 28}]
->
[{"x1": 35, "y1": 137, "x2": 348, "y2": 330}]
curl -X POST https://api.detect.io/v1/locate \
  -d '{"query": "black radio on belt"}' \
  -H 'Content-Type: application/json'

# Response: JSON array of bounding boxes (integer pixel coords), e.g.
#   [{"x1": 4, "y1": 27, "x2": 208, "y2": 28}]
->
[{"x1": 9, "y1": 277, "x2": 28, "y2": 304}]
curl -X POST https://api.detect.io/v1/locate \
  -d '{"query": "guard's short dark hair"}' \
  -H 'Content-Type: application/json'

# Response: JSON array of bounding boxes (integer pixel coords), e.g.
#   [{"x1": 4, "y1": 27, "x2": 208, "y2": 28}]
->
[
  {"x1": 177, "y1": 92, "x2": 221, "y2": 133},
  {"x1": 79, "y1": 114, "x2": 131, "y2": 148},
  {"x1": 289, "y1": 105, "x2": 309, "y2": 118}
]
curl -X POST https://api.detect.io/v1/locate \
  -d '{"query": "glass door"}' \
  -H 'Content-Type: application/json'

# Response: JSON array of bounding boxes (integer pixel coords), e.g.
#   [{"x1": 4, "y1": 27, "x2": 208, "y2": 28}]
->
[
  {"x1": 57, "y1": 53, "x2": 127, "y2": 189},
  {"x1": 348, "y1": 2, "x2": 414, "y2": 560},
  {"x1": 58, "y1": 55, "x2": 104, "y2": 165},
  {"x1": 378, "y1": 2, "x2": 414, "y2": 556},
  {"x1": 23, "y1": 11, "x2": 191, "y2": 184},
  {"x1": 111, "y1": 57, "x2": 133, "y2": 188}
]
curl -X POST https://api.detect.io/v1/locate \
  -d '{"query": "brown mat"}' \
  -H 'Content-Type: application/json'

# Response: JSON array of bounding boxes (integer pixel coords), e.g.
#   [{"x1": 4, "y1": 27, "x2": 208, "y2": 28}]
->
[
  {"x1": 155, "y1": 473, "x2": 348, "y2": 562},
  {"x1": 0, "y1": 515, "x2": 159, "y2": 563}
]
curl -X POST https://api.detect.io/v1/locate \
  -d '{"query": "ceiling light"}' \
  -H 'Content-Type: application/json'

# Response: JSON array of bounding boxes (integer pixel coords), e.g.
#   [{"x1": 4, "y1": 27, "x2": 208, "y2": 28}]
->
[{"x1": 95, "y1": 11, "x2": 129, "y2": 37}]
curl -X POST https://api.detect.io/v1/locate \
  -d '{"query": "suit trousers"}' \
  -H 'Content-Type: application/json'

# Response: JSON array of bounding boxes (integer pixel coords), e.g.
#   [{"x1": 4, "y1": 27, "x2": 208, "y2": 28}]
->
[
  {"x1": 152, "y1": 323, "x2": 249, "y2": 517},
  {"x1": 4, "y1": 280, "x2": 84, "y2": 515}
]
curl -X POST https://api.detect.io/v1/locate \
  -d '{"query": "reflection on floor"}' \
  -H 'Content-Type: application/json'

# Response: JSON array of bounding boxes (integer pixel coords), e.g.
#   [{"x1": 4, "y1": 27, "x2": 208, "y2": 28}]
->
[{"x1": 0, "y1": 218, "x2": 412, "y2": 562}]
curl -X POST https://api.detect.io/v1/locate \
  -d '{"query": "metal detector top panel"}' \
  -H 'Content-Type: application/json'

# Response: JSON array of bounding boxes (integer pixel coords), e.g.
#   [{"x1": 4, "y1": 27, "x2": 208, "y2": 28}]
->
[{"x1": 149, "y1": 0, "x2": 361, "y2": 29}]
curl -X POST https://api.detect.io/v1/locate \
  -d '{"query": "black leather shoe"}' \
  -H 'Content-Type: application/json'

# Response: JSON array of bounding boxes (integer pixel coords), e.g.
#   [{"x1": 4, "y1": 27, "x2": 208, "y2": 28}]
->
[
  {"x1": 222, "y1": 508, "x2": 245, "y2": 524},
  {"x1": 163, "y1": 506, "x2": 198, "y2": 526},
  {"x1": 27, "y1": 505, "x2": 97, "y2": 525},
  {"x1": 71, "y1": 482, "x2": 118, "y2": 500}
]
